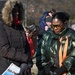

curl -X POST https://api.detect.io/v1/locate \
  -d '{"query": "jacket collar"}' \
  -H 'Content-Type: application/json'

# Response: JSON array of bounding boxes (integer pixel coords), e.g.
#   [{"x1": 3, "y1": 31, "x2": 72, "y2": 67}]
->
[{"x1": 51, "y1": 27, "x2": 68, "y2": 39}]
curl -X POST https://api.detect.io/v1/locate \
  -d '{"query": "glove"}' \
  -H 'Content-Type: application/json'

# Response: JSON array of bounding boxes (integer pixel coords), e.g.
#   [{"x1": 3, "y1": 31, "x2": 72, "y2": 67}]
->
[
  {"x1": 50, "y1": 65, "x2": 67, "y2": 75},
  {"x1": 19, "y1": 63, "x2": 29, "y2": 75},
  {"x1": 44, "y1": 62, "x2": 54, "y2": 75}
]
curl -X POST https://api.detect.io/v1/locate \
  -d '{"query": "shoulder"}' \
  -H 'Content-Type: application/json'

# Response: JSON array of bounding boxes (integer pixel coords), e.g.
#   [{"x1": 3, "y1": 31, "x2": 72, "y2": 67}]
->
[
  {"x1": 67, "y1": 28, "x2": 75, "y2": 35},
  {"x1": 67, "y1": 28, "x2": 75, "y2": 39},
  {"x1": 42, "y1": 29, "x2": 52, "y2": 40}
]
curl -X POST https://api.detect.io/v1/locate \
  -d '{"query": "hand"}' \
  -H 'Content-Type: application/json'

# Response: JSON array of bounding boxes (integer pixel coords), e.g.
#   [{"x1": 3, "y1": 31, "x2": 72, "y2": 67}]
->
[{"x1": 49, "y1": 65, "x2": 67, "y2": 75}]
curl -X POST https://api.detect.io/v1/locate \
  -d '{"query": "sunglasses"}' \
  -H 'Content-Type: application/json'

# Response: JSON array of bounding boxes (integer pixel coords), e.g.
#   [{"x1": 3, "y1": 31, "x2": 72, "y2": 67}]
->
[{"x1": 51, "y1": 25, "x2": 61, "y2": 29}]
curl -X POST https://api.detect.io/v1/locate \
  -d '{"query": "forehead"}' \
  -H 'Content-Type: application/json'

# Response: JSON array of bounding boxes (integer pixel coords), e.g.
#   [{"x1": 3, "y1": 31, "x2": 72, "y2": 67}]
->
[{"x1": 52, "y1": 18, "x2": 62, "y2": 24}]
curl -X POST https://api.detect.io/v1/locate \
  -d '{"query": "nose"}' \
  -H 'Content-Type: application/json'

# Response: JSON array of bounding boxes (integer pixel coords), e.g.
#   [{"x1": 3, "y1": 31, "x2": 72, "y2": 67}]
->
[{"x1": 54, "y1": 27, "x2": 57, "y2": 29}]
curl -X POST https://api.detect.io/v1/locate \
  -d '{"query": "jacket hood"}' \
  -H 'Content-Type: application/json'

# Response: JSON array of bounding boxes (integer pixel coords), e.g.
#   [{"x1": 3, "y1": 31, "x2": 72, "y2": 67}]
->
[{"x1": 2, "y1": 0, "x2": 25, "y2": 26}]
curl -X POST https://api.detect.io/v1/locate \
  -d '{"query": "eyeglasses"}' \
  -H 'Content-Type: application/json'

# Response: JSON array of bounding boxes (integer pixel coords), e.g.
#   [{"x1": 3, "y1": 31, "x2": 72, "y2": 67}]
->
[{"x1": 51, "y1": 25, "x2": 61, "y2": 29}]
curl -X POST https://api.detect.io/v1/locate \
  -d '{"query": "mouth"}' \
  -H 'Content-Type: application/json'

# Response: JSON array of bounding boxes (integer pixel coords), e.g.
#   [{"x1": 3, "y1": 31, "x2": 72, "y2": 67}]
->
[{"x1": 54, "y1": 29, "x2": 60, "y2": 34}]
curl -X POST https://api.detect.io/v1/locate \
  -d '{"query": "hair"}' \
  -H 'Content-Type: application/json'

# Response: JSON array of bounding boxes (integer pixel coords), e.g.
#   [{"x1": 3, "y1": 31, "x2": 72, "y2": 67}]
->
[
  {"x1": 52, "y1": 12, "x2": 70, "y2": 23},
  {"x1": 2, "y1": 0, "x2": 24, "y2": 26}
]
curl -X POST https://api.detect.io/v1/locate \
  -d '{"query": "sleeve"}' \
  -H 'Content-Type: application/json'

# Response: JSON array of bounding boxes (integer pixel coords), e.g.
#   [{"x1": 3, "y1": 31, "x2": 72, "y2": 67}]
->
[
  {"x1": 36, "y1": 38, "x2": 44, "y2": 70},
  {"x1": 0, "y1": 21, "x2": 28, "y2": 63},
  {"x1": 40, "y1": 33, "x2": 50, "y2": 66}
]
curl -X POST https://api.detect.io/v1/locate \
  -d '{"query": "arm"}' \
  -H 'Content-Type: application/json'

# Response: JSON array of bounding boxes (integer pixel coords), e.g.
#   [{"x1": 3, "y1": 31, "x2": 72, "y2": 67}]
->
[
  {"x1": 0, "y1": 21, "x2": 28, "y2": 63},
  {"x1": 39, "y1": 12, "x2": 48, "y2": 30},
  {"x1": 41, "y1": 32, "x2": 51, "y2": 66},
  {"x1": 40, "y1": 32, "x2": 55, "y2": 74}
]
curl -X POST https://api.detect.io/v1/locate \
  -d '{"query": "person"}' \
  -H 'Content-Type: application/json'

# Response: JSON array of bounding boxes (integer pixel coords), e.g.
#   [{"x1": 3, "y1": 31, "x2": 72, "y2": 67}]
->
[
  {"x1": 36, "y1": 9, "x2": 56, "y2": 75},
  {"x1": 25, "y1": 25, "x2": 39, "y2": 58},
  {"x1": 0, "y1": 0, "x2": 33, "y2": 75},
  {"x1": 38, "y1": 9, "x2": 56, "y2": 41},
  {"x1": 38, "y1": 12, "x2": 75, "y2": 75},
  {"x1": 39, "y1": 9, "x2": 56, "y2": 31}
]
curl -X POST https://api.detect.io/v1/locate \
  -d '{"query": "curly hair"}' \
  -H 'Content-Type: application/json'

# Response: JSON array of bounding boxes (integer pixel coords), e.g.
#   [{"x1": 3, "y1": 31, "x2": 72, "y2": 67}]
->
[{"x1": 2, "y1": 0, "x2": 24, "y2": 26}]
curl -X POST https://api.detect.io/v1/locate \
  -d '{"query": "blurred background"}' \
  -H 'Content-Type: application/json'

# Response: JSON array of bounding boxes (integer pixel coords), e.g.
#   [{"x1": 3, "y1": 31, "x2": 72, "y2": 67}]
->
[{"x1": 0, "y1": 0, "x2": 75, "y2": 26}]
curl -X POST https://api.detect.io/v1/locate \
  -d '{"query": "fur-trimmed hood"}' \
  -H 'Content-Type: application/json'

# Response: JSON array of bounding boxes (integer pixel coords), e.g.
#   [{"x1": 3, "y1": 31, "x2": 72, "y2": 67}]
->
[{"x1": 2, "y1": 0, "x2": 24, "y2": 26}]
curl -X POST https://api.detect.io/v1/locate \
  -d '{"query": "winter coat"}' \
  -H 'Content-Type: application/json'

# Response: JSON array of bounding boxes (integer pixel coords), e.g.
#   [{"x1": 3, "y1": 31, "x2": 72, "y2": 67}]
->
[
  {"x1": 0, "y1": 21, "x2": 31, "y2": 74},
  {"x1": 40, "y1": 28, "x2": 75, "y2": 75}
]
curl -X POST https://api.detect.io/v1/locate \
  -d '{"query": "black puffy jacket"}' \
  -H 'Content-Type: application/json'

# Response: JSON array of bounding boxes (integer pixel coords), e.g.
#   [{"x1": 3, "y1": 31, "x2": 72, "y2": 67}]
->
[{"x1": 0, "y1": 21, "x2": 31, "y2": 74}]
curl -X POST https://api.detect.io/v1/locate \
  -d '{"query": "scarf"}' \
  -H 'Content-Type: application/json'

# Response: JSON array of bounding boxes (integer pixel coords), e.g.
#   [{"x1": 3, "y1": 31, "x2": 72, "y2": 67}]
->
[{"x1": 59, "y1": 36, "x2": 68, "y2": 75}]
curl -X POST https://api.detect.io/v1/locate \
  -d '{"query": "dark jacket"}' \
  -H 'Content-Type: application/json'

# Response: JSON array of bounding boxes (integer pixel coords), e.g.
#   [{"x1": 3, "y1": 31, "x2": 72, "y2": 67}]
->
[
  {"x1": 0, "y1": 21, "x2": 31, "y2": 74},
  {"x1": 40, "y1": 28, "x2": 75, "y2": 75}
]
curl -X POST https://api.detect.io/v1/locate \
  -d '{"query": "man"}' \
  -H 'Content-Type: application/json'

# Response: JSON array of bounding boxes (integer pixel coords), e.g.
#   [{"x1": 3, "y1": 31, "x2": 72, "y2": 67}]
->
[{"x1": 40, "y1": 12, "x2": 75, "y2": 75}]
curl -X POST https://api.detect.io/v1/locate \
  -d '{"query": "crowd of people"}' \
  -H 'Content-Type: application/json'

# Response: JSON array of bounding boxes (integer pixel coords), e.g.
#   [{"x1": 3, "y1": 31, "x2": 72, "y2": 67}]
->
[
  {"x1": 0, "y1": 0, "x2": 75, "y2": 75},
  {"x1": 0, "y1": 0, "x2": 32, "y2": 75}
]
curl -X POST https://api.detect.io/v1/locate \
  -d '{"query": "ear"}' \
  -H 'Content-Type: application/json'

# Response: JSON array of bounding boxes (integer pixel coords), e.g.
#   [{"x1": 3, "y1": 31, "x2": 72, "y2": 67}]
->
[{"x1": 64, "y1": 21, "x2": 68, "y2": 25}]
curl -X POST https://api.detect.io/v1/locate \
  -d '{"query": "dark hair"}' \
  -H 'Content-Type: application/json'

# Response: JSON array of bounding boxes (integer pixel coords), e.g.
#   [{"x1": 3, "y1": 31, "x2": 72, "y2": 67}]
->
[{"x1": 52, "y1": 12, "x2": 69, "y2": 23}]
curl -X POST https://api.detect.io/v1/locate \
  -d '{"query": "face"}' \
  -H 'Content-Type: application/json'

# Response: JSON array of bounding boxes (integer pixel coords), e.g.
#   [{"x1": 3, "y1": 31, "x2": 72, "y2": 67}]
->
[
  {"x1": 46, "y1": 22, "x2": 51, "y2": 27},
  {"x1": 51, "y1": 18, "x2": 65, "y2": 34}
]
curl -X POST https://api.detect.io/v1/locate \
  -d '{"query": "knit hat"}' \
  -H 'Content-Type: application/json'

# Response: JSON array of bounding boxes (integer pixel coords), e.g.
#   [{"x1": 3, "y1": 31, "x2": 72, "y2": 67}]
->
[
  {"x1": 25, "y1": 25, "x2": 39, "y2": 33},
  {"x1": 46, "y1": 17, "x2": 52, "y2": 22}
]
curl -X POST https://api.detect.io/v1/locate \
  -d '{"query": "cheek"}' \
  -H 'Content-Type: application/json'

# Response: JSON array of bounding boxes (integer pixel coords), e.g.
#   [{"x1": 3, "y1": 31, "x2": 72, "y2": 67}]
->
[
  {"x1": 59, "y1": 26, "x2": 64, "y2": 31},
  {"x1": 59, "y1": 28, "x2": 62, "y2": 31}
]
